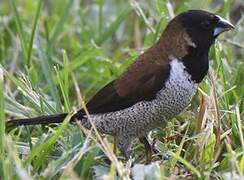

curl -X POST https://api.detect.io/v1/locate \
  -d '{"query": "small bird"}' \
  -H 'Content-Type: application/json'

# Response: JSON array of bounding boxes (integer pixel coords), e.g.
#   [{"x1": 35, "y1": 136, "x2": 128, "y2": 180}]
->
[{"x1": 8, "y1": 10, "x2": 234, "y2": 163}]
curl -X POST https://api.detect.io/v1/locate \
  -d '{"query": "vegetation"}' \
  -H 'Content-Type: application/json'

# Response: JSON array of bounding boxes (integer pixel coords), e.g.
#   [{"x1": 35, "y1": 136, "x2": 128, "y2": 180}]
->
[{"x1": 0, "y1": 0, "x2": 243, "y2": 179}]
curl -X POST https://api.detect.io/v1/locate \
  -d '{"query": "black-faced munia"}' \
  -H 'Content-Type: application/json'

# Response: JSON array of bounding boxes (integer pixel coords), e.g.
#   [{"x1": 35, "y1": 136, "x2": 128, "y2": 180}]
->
[{"x1": 8, "y1": 10, "x2": 234, "y2": 163}]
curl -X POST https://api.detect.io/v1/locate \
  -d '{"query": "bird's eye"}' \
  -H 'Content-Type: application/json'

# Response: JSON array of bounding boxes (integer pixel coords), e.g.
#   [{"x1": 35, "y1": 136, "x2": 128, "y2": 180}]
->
[{"x1": 201, "y1": 21, "x2": 211, "y2": 29}]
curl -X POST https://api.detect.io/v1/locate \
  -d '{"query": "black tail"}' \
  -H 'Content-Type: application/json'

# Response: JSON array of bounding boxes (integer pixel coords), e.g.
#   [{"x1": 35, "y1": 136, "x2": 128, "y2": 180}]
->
[{"x1": 7, "y1": 113, "x2": 69, "y2": 127}]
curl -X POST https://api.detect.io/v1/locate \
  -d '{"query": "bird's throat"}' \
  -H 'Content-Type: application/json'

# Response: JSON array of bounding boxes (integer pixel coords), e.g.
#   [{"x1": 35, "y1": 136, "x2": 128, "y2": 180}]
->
[{"x1": 181, "y1": 47, "x2": 209, "y2": 83}]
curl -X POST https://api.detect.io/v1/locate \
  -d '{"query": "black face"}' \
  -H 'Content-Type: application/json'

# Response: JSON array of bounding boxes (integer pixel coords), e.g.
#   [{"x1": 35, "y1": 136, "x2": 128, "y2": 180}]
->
[
  {"x1": 173, "y1": 10, "x2": 234, "y2": 83},
  {"x1": 177, "y1": 10, "x2": 234, "y2": 50}
]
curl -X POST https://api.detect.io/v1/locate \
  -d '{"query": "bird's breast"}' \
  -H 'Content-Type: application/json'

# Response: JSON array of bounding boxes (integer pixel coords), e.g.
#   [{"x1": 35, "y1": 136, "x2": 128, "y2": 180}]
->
[{"x1": 154, "y1": 58, "x2": 198, "y2": 118}]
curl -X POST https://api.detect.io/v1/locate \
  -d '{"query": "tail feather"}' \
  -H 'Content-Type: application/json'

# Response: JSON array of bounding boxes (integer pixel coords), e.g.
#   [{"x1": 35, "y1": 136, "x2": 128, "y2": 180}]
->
[{"x1": 7, "y1": 113, "x2": 69, "y2": 127}]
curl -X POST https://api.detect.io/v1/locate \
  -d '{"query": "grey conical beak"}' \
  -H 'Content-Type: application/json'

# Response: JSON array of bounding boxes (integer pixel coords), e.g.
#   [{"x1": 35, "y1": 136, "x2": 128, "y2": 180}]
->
[{"x1": 214, "y1": 15, "x2": 234, "y2": 37}]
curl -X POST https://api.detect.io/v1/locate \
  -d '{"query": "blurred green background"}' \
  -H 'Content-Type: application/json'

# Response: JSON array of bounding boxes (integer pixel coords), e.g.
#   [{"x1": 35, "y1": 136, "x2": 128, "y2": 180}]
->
[{"x1": 0, "y1": 0, "x2": 243, "y2": 179}]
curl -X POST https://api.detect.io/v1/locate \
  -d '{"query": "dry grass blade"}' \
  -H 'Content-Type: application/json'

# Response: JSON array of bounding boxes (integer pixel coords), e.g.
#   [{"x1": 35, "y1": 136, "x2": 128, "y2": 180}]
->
[
  {"x1": 195, "y1": 94, "x2": 208, "y2": 133},
  {"x1": 0, "y1": 64, "x2": 5, "y2": 158},
  {"x1": 209, "y1": 67, "x2": 221, "y2": 155},
  {"x1": 71, "y1": 73, "x2": 83, "y2": 108},
  {"x1": 221, "y1": 38, "x2": 244, "y2": 49},
  {"x1": 236, "y1": 105, "x2": 244, "y2": 151},
  {"x1": 75, "y1": 95, "x2": 130, "y2": 179}
]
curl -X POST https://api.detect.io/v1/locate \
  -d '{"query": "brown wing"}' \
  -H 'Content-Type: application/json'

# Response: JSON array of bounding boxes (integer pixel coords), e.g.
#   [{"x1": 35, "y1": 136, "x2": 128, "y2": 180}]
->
[
  {"x1": 83, "y1": 81, "x2": 135, "y2": 114},
  {"x1": 80, "y1": 45, "x2": 171, "y2": 115}
]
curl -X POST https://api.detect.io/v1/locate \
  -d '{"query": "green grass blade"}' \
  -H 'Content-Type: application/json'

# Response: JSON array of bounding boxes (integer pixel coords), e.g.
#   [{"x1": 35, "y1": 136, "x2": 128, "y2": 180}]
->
[
  {"x1": 95, "y1": 7, "x2": 132, "y2": 46},
  {"x1": 129, "y1": 0, "x2": 155, "y2": 33},
  {"x1": 170, "y1": 151, "x2": 201, "y2": 178},
  {"x1": 9, "y1": 0, "x2": 28, "y2": 62},
  {"x1": 170, "y1": 125, "x2": 188, "y2": 168},
  {"x1": 36, "y1": 0, "x2": 74, "y2": 111},
  {"x1": 221, "y1": 0, "x2": 233, "y2": 16},
  {"x1": 47, "y1": 0, "x2": 74, "y2": 57},
  {"x1": 97, "y1": 0, "x2": 104, "y2": 35},
  {"x1": 55, "y1": 50, "x2": 71, "y2": 112},
  {"x1": 62, "y1": 50, "x2": 70, "y2": 106},
  {"x1": 27, "y1": 0, "x2": 42, "y2": 68},
  {"x1": 0, "y1": 65, "x2": 5, "y2": 173},
  {"x1": 23, "y1": 113, "x2": 72, "y2": 167},
  {"x1": 3, "y1": 67, "x2": 56, "y2": 115},
  {"x1": 36, "y1": 36, "x2": 62, "y2": 112}
]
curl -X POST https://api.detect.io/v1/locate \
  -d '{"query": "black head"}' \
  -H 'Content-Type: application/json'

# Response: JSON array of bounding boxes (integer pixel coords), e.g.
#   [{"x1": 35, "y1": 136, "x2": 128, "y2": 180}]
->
[{"x1": 176, "y1": 10, "x2": 234, "y2": 50}]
